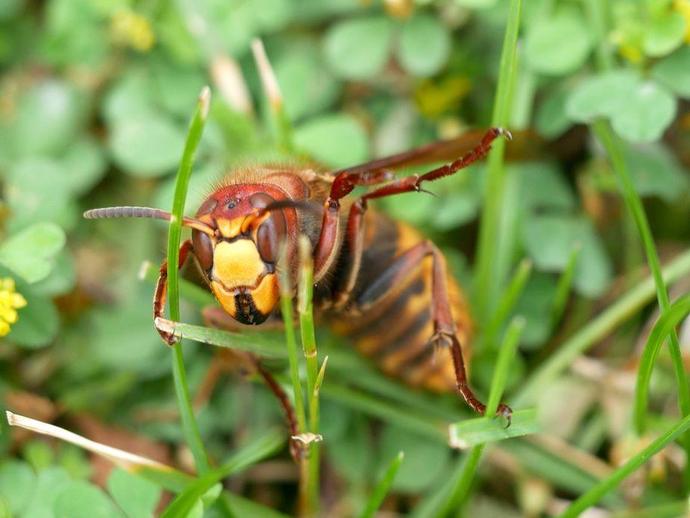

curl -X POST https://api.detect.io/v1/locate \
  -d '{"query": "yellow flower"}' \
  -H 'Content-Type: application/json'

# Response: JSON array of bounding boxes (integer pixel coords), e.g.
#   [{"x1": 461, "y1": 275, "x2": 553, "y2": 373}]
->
[
  {"x1": 0, "y1": 277, "x2": 27, "y2": 337},
  {"x1": 674, "y1": 0, "x2": 690, "y2": 43},
  {"x1": 111, "y1": 9, "x2": 155, "y2": 52}
]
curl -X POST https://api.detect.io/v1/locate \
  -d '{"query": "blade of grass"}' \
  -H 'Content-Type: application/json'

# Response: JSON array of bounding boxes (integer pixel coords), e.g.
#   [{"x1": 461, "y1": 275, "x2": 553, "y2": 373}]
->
[
  {"x1": 433, "y1": 316, "x2": 525, "y2": 516},
  {"x1": 297, "y1": 236, "x2": 321, "y2": 513},
  {"x1": 277, "y1": 245, "x2": 310, "y2": 516},
  {"x1": 558, "y1": 412, "x2": 690, "y2": 517},
  {"x1": 634, "y1": 292, "x2": 690, "y2": 431},
  {"x1": 449, "y1": 409, "x2": 539, "y2": 449},
  {"x1": 167, "y1": 86, "x2": 212, "y2": 474},
  {"x1": 592, "y1": 120, "x2": 690, "y2": 486},
  {"x1": 153, "y1": 319, "x2": 287, "y2": 358},
  {"x1": 474, "y1": 0, "x2": 522, "y2": 321},
  {"x1": 513, "y1": 247, "x2": 690, "y2": 407},
  {"x1": 161, "y1": 429, "x2": 284, "y2": 518},
  {"x1": 550, "y1": 245, "x2": 580, "y2": 330},
  {"x1": 358, "y1": 452, "x2": 405, "y2": 518},
  {"x1": 484, "y1": 258, "x2": 532, "y2": 350}
]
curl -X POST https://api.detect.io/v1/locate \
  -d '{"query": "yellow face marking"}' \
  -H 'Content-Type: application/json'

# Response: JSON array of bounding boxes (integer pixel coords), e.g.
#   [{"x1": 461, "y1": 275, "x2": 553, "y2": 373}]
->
[
  {"x1": 212, "y1": 240, "x2": 265, "y2": 287},
  {"x1": 216, "y1": 217, "x2": 244, "y2": 239},
  {"x1": 250, "y1": 273, "x2": 279, "y2": 316},
  {"x1": 210, "y1": 281, "x2": 237, "y2": 318}
]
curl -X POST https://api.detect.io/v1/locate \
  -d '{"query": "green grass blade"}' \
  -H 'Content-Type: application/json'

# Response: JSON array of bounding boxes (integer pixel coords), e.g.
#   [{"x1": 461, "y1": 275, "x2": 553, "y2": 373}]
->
[
  {"x1": 320, "y1": 383, "x2": 447, "y2": 442},
  {"x1": 449, "y1": 409, "x2": 539, "y2": 449},
  {"x1": 558, "y1": 413, "x2": 690, "y2": 518},
  {"x1": 634, "y1": 292, "x2": 690, "y2": 432},
  {"x1": 592, "y1": 120, "x2": 690, "y2": 486},
  {"x1": 167, "y1": 86, "x2": 212, "y2": 474},
  {"x1": 514, "y1": 247, "x2": 690, "y2": 407},
  {"x1": 277, "y1": 247, "x2": 307, "y2": 432},
  {"x1": 437, "y1": 316, "x2": 525, "y2": 514},
  {"x1": 297, "y1": 236, "x2": 321, "y2": 513},
  {"x1": 550, "y1": 245, "x2": 580, "y2": 329},
  {"x1": 359, "y1": 452, "x2": 404, "y2": 518},
  {"x1": 474, "y1": 0, "x2": 522, "y2": 320},
  {"x1": 484, "y1": 258, "x2": 532, "y2": 350},
  {"x1": 152, "y1": 320, "x2": 287, "y2": 358},
  {"x1": 161, "y1": 429, "x2": 284, "y2": 518}
]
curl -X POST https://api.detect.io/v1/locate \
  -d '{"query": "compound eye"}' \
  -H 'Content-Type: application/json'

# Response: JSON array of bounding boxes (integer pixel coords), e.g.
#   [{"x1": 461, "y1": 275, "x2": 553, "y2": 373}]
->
[
  {"x1": 256, "y1": 213, "x2": 286, "y2": 264},
  {"x1": 192, "y1": 229, "x2": 214, "y2": 272},
  {"x1": 249, "y1": 192, "x2": 275, "y2": 209},
  {"x1": 196, "y1": 197, "x2": 217, "y2": 217}
]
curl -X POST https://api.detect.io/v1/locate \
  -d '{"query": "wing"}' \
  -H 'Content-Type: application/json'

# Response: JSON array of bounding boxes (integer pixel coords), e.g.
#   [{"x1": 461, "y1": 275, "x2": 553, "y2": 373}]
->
[{"x1": 331, "y1": 128, "x2": 533, "y2": 177}]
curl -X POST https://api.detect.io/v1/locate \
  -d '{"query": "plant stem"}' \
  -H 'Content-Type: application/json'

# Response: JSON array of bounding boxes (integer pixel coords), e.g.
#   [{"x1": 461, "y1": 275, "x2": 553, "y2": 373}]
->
[
  {"x1": 592, "y1": 121, "x2": 690, "y2": 487},
  {"x1": 559, "y1": 413, "x2": 690, "y2": 518},
  {"x1": 167, "y1": 87, "x2": 212, "y2": 475},
  {"x1": 474, "y1": 0, "x2": 522, "y2": 321},
  {"x1": 297, "y1": 236, "x2": 321, "y2": 513},
  {"x1": 277, "y1": 246, "x2": 310, "y2": 515}
]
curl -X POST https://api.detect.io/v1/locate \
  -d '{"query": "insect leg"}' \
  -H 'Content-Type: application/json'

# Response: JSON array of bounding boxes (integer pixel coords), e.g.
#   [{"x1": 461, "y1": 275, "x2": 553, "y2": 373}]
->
[
  {"x1": 355, "y1": 240, "x2": 511, "y2": 420},
  {"x1": 328, "y1": 128, "x2": 509, "y2": 306},
  {"x1": 361, "y1": 127, "x2": 510, "y2": 202},
  {"x1": 254, "y1": 361, "x2": 303, "y2": 461},
  {"x1": 153, "y1": 239, "x2": 194, "y2": 345}
]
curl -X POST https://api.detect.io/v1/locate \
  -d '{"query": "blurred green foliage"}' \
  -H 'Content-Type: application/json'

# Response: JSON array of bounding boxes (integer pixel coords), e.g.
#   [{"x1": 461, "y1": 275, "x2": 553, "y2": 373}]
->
[{"x1": 1, "y1": 0, "x2": 690, "y2": 516}]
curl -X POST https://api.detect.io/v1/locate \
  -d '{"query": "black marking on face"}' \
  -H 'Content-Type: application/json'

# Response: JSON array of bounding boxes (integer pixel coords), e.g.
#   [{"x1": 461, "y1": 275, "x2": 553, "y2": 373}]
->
[{"x1": 234, "y1": 292, "x2": 269, "y2": 325}]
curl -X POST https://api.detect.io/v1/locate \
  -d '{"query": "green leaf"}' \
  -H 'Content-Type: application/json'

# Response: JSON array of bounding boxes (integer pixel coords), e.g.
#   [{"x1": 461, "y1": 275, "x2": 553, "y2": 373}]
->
[
  {"x1": 102, "y1": 70, "x2": 155, "y2": 126},
  {"x1": 0, "y1": 461, "x2": 35, "y2": 514},
  {"x1": 0, "y1": 222, "x2": 66, "y2": 284},
  {"x1": 521, "y1": 214, "x2": 581, "y2": 271},
  {"x1": 7, "y1": 283, "x2": 60, "y2": 348},
  {"x1": 566, "y1": 69, "x2": 640, "y2": 122},
  {"x1": 109, "y1": 114, "x2": 186, "y2": 177},
  {"x1": 377, "y1": 425, "x2": 450, "y2": 492},
  {"x1": 513, "y1": 273, "x2": 557, "y2": 349},
  {"x1": 22, "y1": 467, "x2": 72, "y2": 518},
  {"x1": 535, "y1": 85, "x2": 573, "y2": 139},
  {"x1": 329, "y1": 415, "x2": 373, "y2": 483},
  {"x1": 610, "y1": 80, "x2": 676, "y2": 143},
  {"x1": 107, "y1": 468, "x2": 161, "y2": 518},
  {"x1": 624, "y1": 144, "x2": 690, "y2": 202},
  {"x1": 448, "y1": 409, "x2": 539, "y2": 449},
  {"x1": 294, "y1": 114, "x2": 369, "y2": 168},
  {"x1": 54, "y1": 481, "x2": 124, "y2": 518},
  {"x1": 323, "y1": 16, "x2": 393, "y2": 80},
  {"x1": 525, "y1": 8, "x2": 593, "y2": 76},
  {"x1": 31, "y1": 249, "x2": 77, "y2": 297},
  {"x1": 4, "y1": 158, "x2": 76, "y2": 231},
  {"x1": 58, "y1": 136, "x2": 107, "y2": 195},
  {"x1": 521, "y1": 214, "x2": 611, "y2": 298},
  {"x1": 397, "y1": 14, "x2": 451, "y2": 77},
  {"x1": 275, "y1": 41, "x2": 341, "y2": 121},
  {"x1": 652, "y1": 46, "x2": 690, "y2": 98},
  {"x1": 516, "y1": 162, "x2": 575, "y2": 213},
  {"x1": 23, "y1": 440, "x2": 55, "y2": 471},
  {"x1": 10, "y1": 79, "x2": 85, "y2": 157},
  {"x1": 643, "y1": 11, "x2": 686, "y2": 57}
]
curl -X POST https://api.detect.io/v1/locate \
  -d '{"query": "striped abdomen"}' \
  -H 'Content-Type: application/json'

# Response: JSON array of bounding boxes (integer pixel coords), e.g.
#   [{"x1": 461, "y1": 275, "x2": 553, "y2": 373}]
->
[{"x1": 326, "y1": 211, "x2": 473, "y2": 392}]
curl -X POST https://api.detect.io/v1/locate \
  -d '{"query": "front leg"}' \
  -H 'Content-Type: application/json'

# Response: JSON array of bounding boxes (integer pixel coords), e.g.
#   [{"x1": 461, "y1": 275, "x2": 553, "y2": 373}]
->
[{"x1": 153, "y1": 240, "x2": 194, "y2": 345}]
